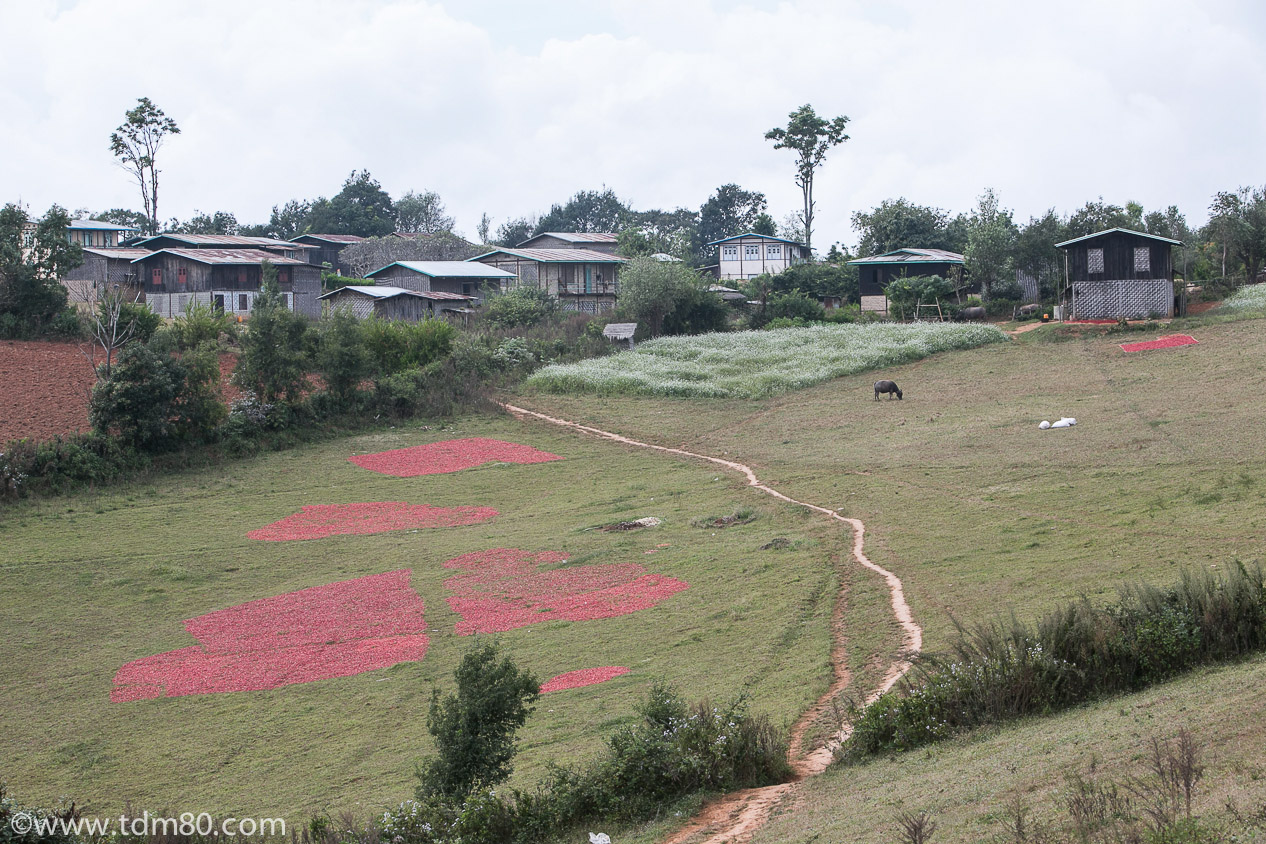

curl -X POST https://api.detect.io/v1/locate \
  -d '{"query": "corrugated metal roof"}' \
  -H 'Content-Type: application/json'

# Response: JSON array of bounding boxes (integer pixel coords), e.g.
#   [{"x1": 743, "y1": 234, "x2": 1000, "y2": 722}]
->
[
  {"x1": 1054, "y1": 227, "x2": 1183, "y2": 248},
  {"x1": 707, "y1": 232, "x2": 805, "y2": 247},
  {"x1": 134, "y1": 233, "x2": 316, "y2": 250},
  {"x1": 83, "y1": 248, "x2": 153, "y2": 260},
  {"x1": 517, "y1": 232, "x2": 619, "y2": 246},
  {"x1": 366, "y1": 261, "x2": 517, "y2": 279},
  {"x1": 318, "y1": 285, "x2": 474, "y2": 301},
  {"x1": 471, "y1": 248, "x2": 627, "y2": 263},
  {"x1": 848, "y1": 248, "x2": 965, "y2": 265},
  {"x1": 69, "y1": 218, "x2": 140, "y2": 232},
  {"x1": 292, "y1": 234, "x2": 365, "y2": 245},
  {"x1": 130, "y1": 249, "x2": 310, "y2": 266}
]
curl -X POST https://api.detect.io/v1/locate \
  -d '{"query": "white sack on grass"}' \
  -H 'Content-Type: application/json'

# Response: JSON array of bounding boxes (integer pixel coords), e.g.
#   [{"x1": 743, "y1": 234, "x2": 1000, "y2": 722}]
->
[
  {"x1": 1039, "y1": 420, "x2": 1051, "y2": 429},
  {"x1": 1041, "y1": 417, "x2": 1077, "y2": 430}
]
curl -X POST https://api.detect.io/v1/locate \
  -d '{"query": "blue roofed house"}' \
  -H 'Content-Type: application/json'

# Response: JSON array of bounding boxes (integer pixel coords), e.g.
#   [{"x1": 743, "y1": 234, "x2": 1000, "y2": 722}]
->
[
  {"x1": 848, "y1": 248, "x2": 975, "y2": 315},
  {"x1": 469, "y1": 248, "x2": 626, "y2": 313}
]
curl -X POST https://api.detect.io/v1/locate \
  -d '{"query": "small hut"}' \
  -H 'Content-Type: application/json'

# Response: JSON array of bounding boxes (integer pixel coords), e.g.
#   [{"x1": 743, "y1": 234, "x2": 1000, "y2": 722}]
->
[
  {"x1": 848, "y1": 249, "x2": 974, "y2": 315},
  {"x1": 1054, "y1": 228, "x2": 1181, "y2": 320},
  {"x1": 318, "y1": 286, "x2": 474, "y2": 321}
]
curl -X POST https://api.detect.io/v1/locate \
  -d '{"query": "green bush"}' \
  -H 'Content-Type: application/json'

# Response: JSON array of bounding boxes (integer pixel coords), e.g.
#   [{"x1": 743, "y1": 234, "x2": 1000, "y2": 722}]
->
[
  {"x1": 417, "y1": 642, "x2": 540, "y2": 801},
  {"x1": 316, "y1": 307, "x2": 370, "y2": 407},
  {"x1": 361, "y1": 316, "x2": 455, "y2": 374},
  {"x1": 841, "y1": 563, "x2": 1266, "y2": 760},
  {"x1": 750, "y1": 290, "x2": 825, "y2": 328},
  {"x1": 0, "y1": 433, "x2": 146, "y2": 499},
  {"x1": 482, "y1": 287, "x2": 558, "y2": 329},
  {"x1": 171, "y1": 300, "x2": 235, "y2": 349},
  {"x1": 0, "y1": 784, "x2": 78, "y2": 844},
  {"x1": 233, "y1": 266, "x2": 312, "y2": 406}
]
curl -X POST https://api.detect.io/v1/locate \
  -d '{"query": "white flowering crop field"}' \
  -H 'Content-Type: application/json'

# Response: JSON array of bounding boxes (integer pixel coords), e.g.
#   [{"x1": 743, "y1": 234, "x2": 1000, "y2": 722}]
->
[{"x1": 526, "y1": 322, "x2": 1009, "y2": 399}]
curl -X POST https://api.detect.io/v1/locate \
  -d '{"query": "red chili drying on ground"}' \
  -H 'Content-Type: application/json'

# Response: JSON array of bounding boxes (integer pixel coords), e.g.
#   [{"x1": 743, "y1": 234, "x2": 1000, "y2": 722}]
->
[
  {"x1": 444, "y1": 548, "x2": 689, "y2": 635},
  {"x1": 541, "y1": 666, "x2": 630, "y2": 693},
  {"x1": 348, "y1": 438, "x2": 563, "y2": 477},
  {"x1": 247, "y1": 502, "x2": 499, "y2": 541},
  {"x1": 111, "y1": 570, "x2": 428, "y2": 701}
]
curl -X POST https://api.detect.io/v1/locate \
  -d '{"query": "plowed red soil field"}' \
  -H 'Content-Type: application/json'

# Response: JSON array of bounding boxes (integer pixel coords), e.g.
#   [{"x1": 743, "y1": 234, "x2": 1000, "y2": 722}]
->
[{"x1": 0, "y1": 341, "x2": 238, "y2": 444}]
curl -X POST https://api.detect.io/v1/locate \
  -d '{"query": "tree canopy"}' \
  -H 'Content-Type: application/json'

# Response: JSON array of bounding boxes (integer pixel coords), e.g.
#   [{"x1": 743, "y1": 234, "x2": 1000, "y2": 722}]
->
[
  {"x1": 395, "y1": 190, "x2": 455, "y2": 235},
  {"x1": 305, "y1": 170, "x2": 397, "y2": 238},
  {"x1": 764, "y1": 104, "x2": 849, "y2": 256},
  {"x1": 852, "y1": 198, "x2": 964, "y2": 257},
  {"x1": 109, "y1": 97, "x2": 180, "y2": 235},
  {"x1": 698, "y1": 184, "x2": 768, "y2": 250}
]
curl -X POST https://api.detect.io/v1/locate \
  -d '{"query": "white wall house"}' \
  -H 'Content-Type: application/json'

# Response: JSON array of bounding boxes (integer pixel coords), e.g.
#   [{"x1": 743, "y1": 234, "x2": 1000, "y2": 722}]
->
[{"x1": 709, "y1": 233, "x2": 806, "y2": 280}]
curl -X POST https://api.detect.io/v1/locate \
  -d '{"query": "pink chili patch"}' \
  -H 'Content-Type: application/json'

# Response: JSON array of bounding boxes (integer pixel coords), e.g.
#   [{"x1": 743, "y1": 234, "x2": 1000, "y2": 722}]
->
[
  {"x1": 1120, "y1": 334, "x2": 1199, "y2": 353},
  {"x1": 444, "y1": 548, "x2": 689, "y2": 635},
  {"x1": 348, "y1": 438, "x2": 563, "y2": 477},
  {"x1": 541, "y1": 667, "x2": 630, "y2": 693},
  {"x1": 111, "y1": 570, "x2": 428, "y2": 701},
  {"x1": 247, "y1": 502, "x2": 498, "y2": 541}
]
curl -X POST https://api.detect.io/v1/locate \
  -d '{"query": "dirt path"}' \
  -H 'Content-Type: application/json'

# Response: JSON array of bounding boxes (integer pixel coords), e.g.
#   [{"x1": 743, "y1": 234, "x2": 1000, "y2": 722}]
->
[{"x1": 502, "y1": 403, "x2": 923, "y2": 844}]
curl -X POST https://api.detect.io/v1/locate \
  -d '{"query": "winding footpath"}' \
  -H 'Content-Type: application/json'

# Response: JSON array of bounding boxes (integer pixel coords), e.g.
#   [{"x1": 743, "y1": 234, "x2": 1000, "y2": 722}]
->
[{"x1": 503, "y1": 404, "x2": 924, "y2": 844}]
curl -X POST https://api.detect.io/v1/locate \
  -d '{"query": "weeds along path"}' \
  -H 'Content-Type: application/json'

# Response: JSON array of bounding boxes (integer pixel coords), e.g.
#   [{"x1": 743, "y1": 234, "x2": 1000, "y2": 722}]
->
[{"x1": 502, "y1": 403, "x2": 923, "y2": 844}]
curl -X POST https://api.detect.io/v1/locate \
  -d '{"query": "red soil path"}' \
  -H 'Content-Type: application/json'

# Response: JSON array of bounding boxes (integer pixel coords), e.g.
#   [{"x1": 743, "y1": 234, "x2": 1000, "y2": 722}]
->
[
  {"x1": 503, "y1": 403, "x2": 923, "y2": 844},
  {"x1": 0, "y1": 340, "x2": 239, "y2": 444}
]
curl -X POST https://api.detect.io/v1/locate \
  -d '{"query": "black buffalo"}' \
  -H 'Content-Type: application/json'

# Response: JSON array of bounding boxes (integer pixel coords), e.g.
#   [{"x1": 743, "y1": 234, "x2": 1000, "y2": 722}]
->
[{"x1": 874, "y1": 380, "x2": 902, "y2": 400}]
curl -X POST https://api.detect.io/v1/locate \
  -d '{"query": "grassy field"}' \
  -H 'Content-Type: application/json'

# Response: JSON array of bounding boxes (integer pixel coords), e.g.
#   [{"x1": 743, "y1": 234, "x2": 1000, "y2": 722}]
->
[
  {"x1": 0, "y1": 417, "x2": 850, "y2": 821},
  {"x1": 7, "y1": 307, "x2": 1266, "y2": 840}
]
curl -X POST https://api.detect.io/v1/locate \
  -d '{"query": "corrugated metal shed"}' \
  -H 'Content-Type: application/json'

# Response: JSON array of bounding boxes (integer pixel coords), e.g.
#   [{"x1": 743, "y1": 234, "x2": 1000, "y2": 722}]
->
[
  {"x1": 1054, "y1": 227, "x2": 1182, "y2": 248},
  {"x1": 130, "y1": 248, "x2": 310, "y2": 266},
  {"x1": 471, "y1": 248, "x2": 627, "y2": 263},
  {"x1": 82, "y1": 247, "x2": 153, "y2": 260},
  {"x1": 848, "y1": 248, "x2": 966, "y2": 265},
  {"x1": 366, "y1": 261, "x2": 517, "y2": 279}
]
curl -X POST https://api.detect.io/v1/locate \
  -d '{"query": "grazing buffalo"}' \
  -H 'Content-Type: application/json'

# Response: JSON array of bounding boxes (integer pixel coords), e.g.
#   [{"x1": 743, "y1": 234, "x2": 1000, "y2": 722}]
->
[
  {"x1": 959, "y1": 306, "x2": 986, "y2": 321},
  {"x1": 874, "y1": 380, "x2": 902, "y2": 401}
]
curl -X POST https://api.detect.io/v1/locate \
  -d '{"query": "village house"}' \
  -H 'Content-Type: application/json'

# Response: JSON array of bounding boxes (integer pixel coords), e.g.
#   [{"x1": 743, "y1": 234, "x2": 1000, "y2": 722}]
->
[
  {"x1": 67, "y1": 218, "x2": 140, "y2": 248},
  {"x1": 515, "y1": 232, "x2": 620, "y2": 254},
  {"x1": 288, "y1": 233, "x2": 364, "y2": 275},
  {"x1": 848, "y1": 248, "x2": 974, "y2": 314},
  {"x1": 1054, "y1": 228, "x2": 1181, "y2": 320},
  {"x1": 61, "y1": 247, "x2": 152, "y2": 304},
  {"x1": 130, "y1": 233, "x2": 315, "y2": 262},
  {"x1": 318, "y1": 285, "x2": 475, "y2": 321},
  {"x1": 362, "y1": 261, "x2": 517, "y2": 305},
  {"x1": 469, "y1": 248, "x2": 626, "y2": 313},
  {"x1": 131, "y1": 249, "x2": 322, "y2": 318},
  {"x1": 709, "y1": 233, "x2": 806, "y2": 280}
]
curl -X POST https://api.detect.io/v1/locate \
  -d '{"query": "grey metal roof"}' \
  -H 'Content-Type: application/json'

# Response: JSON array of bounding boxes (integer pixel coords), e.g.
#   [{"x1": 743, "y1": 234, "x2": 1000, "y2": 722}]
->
[
  {"x1": 134, "y1": 233, "x2": 316, "y2": 250},
  {"x1": 82, "y1": 247, "x2": 153, "y2": 260},
  {"x1": 291, "y1": 233, "x2": 365, "y2": 245},
  {"x1": 366, "y1": 261, "x2": 517, "y2": 279},
  {"x1": 318, "y1": 285, "x2": 473, "y2": 301},
  {"x1": 1054, "y1": 227, "x2": 1183, "y2": 248},
  {"x1": 130, "y1": 248, "x2": 310, "y2": 266},
  {"x1": 707, "y1": 232, "x2": 805, "y2": 247},
  {"x1": 517, "y1": 232, "x2": 619, "y2": 246},
  {"x1": 69, "y1": 219, "x2": 139, "y2": 232},
  {"x1": 847, "y1": 248, "x2": 965, "y2": 265},
  {"x1": 471, "y1": 248, "x2": 627, "y2": 264}
]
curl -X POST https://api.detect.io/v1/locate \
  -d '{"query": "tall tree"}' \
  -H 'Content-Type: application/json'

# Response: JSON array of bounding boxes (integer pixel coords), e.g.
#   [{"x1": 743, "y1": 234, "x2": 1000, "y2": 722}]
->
[
  {"x1": 964, "y1": 188, "x2": 1017, "y2": 298},
  {"x1": 494, "y1": 216, "x2": 537, "y2": 247},
  {"x1": 1064, "y1": 198, "x2": 1133, "y2": 238},
  {"x1": 264, "y1": 200, "x2": 313, "y2": 240},
  {"x1": 698, "y1": 184, "x2": 767, "y2": 248},
  {"x1": 764, "y1": 104, "x2": 850, "y2": 256},
  {"x1": 1013, "y1": 209, "x2": 1066, "y2": 299},
  {"x1": 476, "y1": 212, "x2": 493, "y2": 244},
  {"x1": 851, "y1": 198, "x2": 956, "y2": 256},
  {"x1": 1209, "y1": 186, "x2": 1266, "y2": 283},
  {"x1": 395, "y1": 190, "x2": 455, "y2": 235},
  {"x1": 171, "y1": 210, "x2": 238, "y2": 235},
  {"x1": 533, "y1": 188, "x2": 631, "y2": 234},
  {"x1": 0, "y1": 204, "x2": 80, "y2": 328},
  {"x1": 306, "y1": 171, "x2": 396, "y2": 237},
  {"x1": 109, "y1": 97, "x2": 180, "y2": 235}
]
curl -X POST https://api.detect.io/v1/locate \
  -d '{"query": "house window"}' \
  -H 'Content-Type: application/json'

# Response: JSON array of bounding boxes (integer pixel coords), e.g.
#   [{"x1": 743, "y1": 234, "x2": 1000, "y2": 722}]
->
[
  {"x1": 151, "y1": 268, "x2": 162, "y2": 286},
  {"x1": 1087, "y1": 248, "x2": 1104, "y2": 273},
  {"x1": 722, "y1": 245, "x2": 738, "y2": 260},
  {"x1": 767, "y1": 245, "x2": 782, "y2": 259},
  {"x1": 238, "y1": 269, "x2": 247, "y2": 285},
  {"x1": 1134, "y1": 247, "x2": 1150, "y2": 273},
  {"x1": 279, "y1": 269, "x2": 290, "y2": 285},
  {"x1": 238, "y1": 293, "x2": 248, "y2": 311},
  {"x1": 177, "y1": 267, "x2": 187, "y2": 286},
  {"x1": 744, "y1": 245, "x2": 760, "y2": 260}
]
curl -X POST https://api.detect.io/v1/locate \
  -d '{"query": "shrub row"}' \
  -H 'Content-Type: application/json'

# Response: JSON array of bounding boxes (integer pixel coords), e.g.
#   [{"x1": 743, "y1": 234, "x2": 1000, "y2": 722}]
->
[{"x1": 842, "y1": 563, "x2": 1266, "y2": 760}]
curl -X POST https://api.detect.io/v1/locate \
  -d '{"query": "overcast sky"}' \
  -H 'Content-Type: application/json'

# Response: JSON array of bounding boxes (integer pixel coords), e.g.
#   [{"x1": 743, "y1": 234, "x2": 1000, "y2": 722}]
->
[{"x1": 4, "y1": 0, "x2": 1265, "y2": 246}]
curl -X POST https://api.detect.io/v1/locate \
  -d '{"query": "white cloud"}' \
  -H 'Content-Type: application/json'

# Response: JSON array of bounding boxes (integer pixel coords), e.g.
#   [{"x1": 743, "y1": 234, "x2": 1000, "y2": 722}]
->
[{"x1": 2, "y1": 0, "x2": 1264, "y2": 244}]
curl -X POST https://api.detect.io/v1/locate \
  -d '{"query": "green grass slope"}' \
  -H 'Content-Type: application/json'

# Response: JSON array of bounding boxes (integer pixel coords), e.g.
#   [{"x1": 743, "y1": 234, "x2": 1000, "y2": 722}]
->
[{"x1": 0, "y1": 417, "x2": 847, "y2": 819}]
